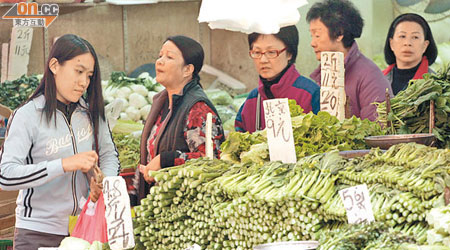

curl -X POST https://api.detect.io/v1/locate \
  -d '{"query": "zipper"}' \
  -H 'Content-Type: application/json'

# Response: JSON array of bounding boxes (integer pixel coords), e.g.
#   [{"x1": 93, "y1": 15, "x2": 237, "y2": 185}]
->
[{"x1": 58, "y1": 110, "x2": 79, "y2": 216}]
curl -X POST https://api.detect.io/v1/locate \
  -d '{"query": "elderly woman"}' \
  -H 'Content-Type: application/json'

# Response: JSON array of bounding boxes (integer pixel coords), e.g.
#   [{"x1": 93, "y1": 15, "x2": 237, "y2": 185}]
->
[
  {"x1": 383, "y1": 13, "x2": 438, "y2": 95},
  {"x1": 235, "y1": 25, "x2": 320, "y2": 133},
  {"x1": 130, "y1": 35, "x2": 225, "y2": 205}
]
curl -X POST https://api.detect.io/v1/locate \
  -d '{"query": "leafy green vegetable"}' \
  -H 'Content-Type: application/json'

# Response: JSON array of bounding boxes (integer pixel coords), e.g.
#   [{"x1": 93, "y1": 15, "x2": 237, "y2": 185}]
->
[{"x1": 0, "y1": 74, "x2": 40, "y2": 110}]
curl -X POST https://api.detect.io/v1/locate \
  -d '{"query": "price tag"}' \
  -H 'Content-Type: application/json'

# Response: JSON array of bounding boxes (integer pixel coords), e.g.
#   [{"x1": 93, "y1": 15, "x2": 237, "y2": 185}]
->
[
  {"x1": 320, "y1": 51, "x2": 345, "y2": 121},
  {"x1": 184, "y1": 244, "x2": 201, "y2": 250},
  {"x1": 263, "y1": 98, "x2": 296, "y2": 163},
  {"x1": 7, "y1": 27, "x2": 33, "y2": 81},
  {"x1": 339, "y1": 184, "x2": 375, "y2": 224},
  {"x1": 103, "y1": 177, "x2": 135, "y2": 250},
  {"x1": 1, "y1": 43, "x2": 8, "y2": 83}
]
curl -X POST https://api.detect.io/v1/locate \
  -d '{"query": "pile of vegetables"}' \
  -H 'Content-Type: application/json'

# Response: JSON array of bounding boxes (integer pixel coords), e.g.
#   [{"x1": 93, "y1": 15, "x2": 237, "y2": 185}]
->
[
  {"x1": 205, "y1": 89, "x2": 246, "y2": 133},
  {"x1": 427, "y1": 205, "x2": 450, "y2": 246},
  {"x1": 376, "y1": 65, "x2": 450, "y2": 148},
  {"x1": 318, "y1": 222, "x2": 416, "y2": 249},
  {"x1": 133, "y1": 142, "x2": 449, "y2": 249},
  {"x1": 102, "y1": 71, "x2": 163, "y2": 123},
  {"x1": 58, "y1": 237, "x2": 110, "y2": 250},
  {"x1": 221, "y1": 100, "x2": 385, "y2": 163},
  {"x1": 112, "y1": 132, "x2": 141, "y2": 170},
  {"x1": 0, "y1": 74, "x2": 41, "y2": 110}
]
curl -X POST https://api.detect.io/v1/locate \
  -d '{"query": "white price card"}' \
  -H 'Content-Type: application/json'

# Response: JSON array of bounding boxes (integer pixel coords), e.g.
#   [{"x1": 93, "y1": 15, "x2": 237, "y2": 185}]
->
[
  {"x1": 339, "y1": 184, "x2": 375, "y2": 224},
  {"x1": 103, "y1": 176, "x2": 135, "y2": 250},
  {"x1": 320, "y1": 51, "x2": 346, "y2": 121},
  {"x1": 184, "y1": 244, "x2": 201, "y2": 250},
  {"x1": 263, "y1": 98, "x2": 296, "y2": 163},
  {"x1": 7, "y1": 27, "x2": 33, "y2": 81}
]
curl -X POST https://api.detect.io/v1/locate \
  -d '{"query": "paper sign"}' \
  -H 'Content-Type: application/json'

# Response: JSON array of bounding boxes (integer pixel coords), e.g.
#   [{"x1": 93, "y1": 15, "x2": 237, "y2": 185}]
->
[
  {"x1": 320, "y1": 52, "x2": 346, "y2": 121},
  {"x1": 102, "y1": 177, "x2": 135, "y2": 250},
  {"x1": 7, "y1": 27, "x2": 33, "y2": 81},
  {"x1": 185, "y1": 244, "x2": 201, "y2": 250},
  {"x1": 339, "y1": 184, "x2": 375, "y2": 224},
  {"x1": 263, "y1": 98, "x2": 296, "y2": 163},
  {"x1": 1, "y1": 43, "x2": 8, "y2": 83}
]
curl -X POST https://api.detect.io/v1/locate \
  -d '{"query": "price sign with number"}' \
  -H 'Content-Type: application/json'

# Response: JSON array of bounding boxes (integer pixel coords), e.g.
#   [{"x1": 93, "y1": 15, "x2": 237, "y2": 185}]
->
[
  {"x1": 263, "y1": 98, "x2": 296, "y2": 163},
  {"x1": 7, "y1": 27, "x2": 33, "y2": 81},
  {"x1": 103, "y1": 177, "x2": 135, "y2": 250},
  {"x1": 339, "y1": 184, "x2": 375, "y2": 224},
  {"x1": 320, "y1": 51, "x2": 345, "y2": 121}
]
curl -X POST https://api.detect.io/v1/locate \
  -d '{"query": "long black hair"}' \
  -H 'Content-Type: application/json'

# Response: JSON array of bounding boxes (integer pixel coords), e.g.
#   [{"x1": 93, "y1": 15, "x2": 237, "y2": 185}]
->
[
  {"x1": 28, "y1": 34, "x2": 105, "y2": 140},
  {"x1": 384, "y1": 13, "x2": 438, "y2": 65}
]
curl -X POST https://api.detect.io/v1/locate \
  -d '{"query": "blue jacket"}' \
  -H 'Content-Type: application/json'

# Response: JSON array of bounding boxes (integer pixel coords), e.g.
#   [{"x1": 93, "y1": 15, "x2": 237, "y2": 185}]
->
[{"x1": 0, "y1": 95, "x2": 119, "y2": 235}]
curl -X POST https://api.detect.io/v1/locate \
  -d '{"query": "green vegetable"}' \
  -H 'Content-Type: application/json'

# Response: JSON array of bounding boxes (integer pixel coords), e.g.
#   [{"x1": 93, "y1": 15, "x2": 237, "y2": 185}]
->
[
  {"x1": 59, "y1": 236, "x2": 91, "y2": 250},
  {"x1": 112, "y1": 133, "x2": 140, "y2": 170},
  {"x1": 0, "y1": 74, "x2": 40, "y2": 110},
  {"x1": 108, "y1": 71, "x2": 160, "y2": 92}
]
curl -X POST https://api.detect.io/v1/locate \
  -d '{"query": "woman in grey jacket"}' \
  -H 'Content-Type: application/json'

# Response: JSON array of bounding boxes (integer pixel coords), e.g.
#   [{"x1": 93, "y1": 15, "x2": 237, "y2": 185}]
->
[{"x1": 0, "y1": 34, "x2": 120, "y2": 249}]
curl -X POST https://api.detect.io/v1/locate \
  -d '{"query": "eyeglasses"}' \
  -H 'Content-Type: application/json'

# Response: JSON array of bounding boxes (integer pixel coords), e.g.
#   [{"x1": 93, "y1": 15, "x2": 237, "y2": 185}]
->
[{"x1": 249, "y1": 47, "x2": 287, "y2": 59}]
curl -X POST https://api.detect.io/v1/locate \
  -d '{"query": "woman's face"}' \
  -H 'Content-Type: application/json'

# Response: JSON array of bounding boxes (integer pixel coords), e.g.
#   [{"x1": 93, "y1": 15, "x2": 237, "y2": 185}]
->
[
  {"x1": 309, "y1": 18, "x2": 343, "y2": 61},
  {"x1": 389, "y1": 21, "x2": 429, "y2": 68},
  {"x1": 51, "y1": 53, "x2": 95, "y2": 104},
  {"x1": 250, "y1": 35, "x2": 291, "y2": 80},
  {"x1": 155, "y1": 41, "x2": 189, "y2": 88}
]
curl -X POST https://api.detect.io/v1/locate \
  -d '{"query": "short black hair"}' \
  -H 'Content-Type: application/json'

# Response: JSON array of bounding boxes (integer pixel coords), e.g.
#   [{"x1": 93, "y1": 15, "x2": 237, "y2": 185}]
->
[
  {"x1": 306, "y1": 0, "x2": 364, "y2": 48},
  {"x1": 166, "y1": 35, "x2": 204, "y2": 77},
  {"x1": 384, "y1": 13, "x2": 438, "y2": 65},
  {"x1": 248, "y1": 25, "x2": 299, "y2": 64}
]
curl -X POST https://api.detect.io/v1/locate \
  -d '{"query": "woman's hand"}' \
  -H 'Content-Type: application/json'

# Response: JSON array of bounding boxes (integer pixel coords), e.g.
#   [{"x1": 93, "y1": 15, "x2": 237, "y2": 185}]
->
[
  {"x1": 139, "y1": 155, "x2": 161, "y2": 184},
  {"x1": 62, "y1": 151, "x2": 98, "y2": 173},
  {"x1": 89, "y1": 177, "x2": 103, "y2": 202}
]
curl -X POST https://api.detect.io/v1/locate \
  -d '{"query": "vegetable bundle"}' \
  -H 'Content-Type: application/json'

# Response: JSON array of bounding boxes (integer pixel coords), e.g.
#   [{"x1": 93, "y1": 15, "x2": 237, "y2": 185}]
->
[
  {"x1": 376, "y1": 65, "x2": 450, "y2": 148},
  {"x1": 133, "y1": 143, "x2": 448, "y2": 249},
  {"x1": 0, "y1": 74, "x2": 40, "y2": 110},
  {"x1": 112, "y1": 132, "x2": 140, "y2": 170}
]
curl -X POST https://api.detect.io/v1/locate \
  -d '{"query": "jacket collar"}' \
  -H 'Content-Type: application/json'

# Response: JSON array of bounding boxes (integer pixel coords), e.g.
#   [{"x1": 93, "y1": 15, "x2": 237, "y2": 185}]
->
[
  {"x1": 33, "y1": 94, "x2": 88, "y2": 110},
  {"x1": 257, "y1": 64, "x2": 300, "y2": 99},
  {"x1": 310, "y1": 41, "x2": 360, "y2": 85},
  {"x1": 172, "y1": 77, "x2": 200, "y2": 107},
  {"x1": 383, "y1": 56, "x2": 429, "y2": 80}
]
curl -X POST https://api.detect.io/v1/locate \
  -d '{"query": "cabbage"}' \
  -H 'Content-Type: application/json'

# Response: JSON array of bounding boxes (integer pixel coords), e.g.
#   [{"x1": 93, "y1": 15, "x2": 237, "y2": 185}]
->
[
  {"x1": 154, "y1": 84, "x2": 165, "y2": 92},
  {"x1": 59, "y1": 237, "x2": 91, "y2": 250},
  {"x1": 215, "y1": 106, "x2": 237, "y2": 122},
  {"x1": 89, "y1": 241, "x2": 103, "y2": 250},
  {"x1": 140, "y1": 104, "x2": 152, "y2": 120},
  {"x1": 125, "y1": 106, "x2": 141, "y2": 121},
  {"x1": 128, "y1": 93, "x2": 148, "y2": 109},
  {"x1": 147, "y1": 91, "x2": 158, "y2": 104},
  {"x1": 206, "y1": 89, "x2": 233, "y2": 106},
  {"x1": 116, "y1": 87, "x2": 132, "y2": 99},
  {"x1": 130, "y1": 84, "x2": 149, "y2": 97}
]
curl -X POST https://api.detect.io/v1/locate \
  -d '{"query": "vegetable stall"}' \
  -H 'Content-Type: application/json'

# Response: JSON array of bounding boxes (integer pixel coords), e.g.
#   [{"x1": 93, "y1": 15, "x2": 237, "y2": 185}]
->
[{"x1": 1, "y1": 66, "x2": 450, "y2": 250}]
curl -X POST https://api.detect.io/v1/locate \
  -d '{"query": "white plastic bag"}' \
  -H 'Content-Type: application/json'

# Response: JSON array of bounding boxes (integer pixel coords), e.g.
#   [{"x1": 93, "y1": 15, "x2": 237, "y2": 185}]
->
[{"x1": 198, "y1": 0, "x2": 308, "y2": 34}]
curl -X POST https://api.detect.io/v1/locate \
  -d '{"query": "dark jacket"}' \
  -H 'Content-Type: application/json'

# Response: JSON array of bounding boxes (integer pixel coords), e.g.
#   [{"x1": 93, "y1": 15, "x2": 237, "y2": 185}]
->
[
  {"x1": 136, "y1": 78, "x2": 223, "y2": 203},
  {"x1": 383, "y1": 56, "x2": 434, "y2": 92}
]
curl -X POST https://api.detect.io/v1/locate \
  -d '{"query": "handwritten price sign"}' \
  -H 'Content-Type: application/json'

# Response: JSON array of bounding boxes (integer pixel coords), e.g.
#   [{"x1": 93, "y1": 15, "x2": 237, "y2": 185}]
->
[
  {"x1": 7, "y1": 27, "x2": 33, "y2": 81},
  {"x1": 103, "y1": 177, "x2": 135, "y2": 250},
  {"x1": 320, "y1": 52, "x2": 345, "y2": 121},
  {"x1": 263, "y1": 98, "x2": 296, "y2": 163},
  {"x1": 339, "y1": 184, "x2": 375, "y2": 224}
]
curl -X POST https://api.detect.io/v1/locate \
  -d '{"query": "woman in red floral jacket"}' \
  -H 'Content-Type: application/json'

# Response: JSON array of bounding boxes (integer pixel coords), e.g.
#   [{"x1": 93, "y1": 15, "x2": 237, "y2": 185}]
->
[{"x1": 129, "y1": 36, "x2": 225, "y2": 205}]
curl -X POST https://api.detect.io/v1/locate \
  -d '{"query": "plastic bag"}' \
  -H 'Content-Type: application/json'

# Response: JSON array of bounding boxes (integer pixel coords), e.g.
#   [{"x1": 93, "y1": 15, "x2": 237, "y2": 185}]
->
[
  {"x1": 71, "y1": 193, "x2": 108, "y2": 244},
  {"x1": 198, "y1": 0, "x2": 308, "y2": 34}
]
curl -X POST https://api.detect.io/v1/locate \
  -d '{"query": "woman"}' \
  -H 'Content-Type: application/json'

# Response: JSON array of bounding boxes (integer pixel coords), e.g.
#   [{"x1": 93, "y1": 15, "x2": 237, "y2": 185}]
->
[
  {"x1": 235, "y1": 25, "x2": 320, "y2": 133},
  {"x1": 131, "y1": 35, "x2": 225, "y2": 205},
  {"x1": 383, "y1": 13, "x2": 438, "y2": 95},
  {"x1": 0, "y1": 34, "x2": 119, "y2": 249}
]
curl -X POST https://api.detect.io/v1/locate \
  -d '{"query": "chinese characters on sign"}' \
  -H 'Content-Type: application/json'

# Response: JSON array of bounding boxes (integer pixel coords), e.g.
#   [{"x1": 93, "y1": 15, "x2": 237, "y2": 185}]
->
[
  {"x1": 103, "y1": 177, "x2": 135, "y2": 250},
  {"x1": 263, "y1": 98, "x2": 296, "y2": 163},
  {"x1": 320, "y1": 52, "x2": 346, "y2": 121},
  {"x1": 7, "y1": 27, "x2": 33, "y2": 81},
  {"x1": 339, "y1": 184, "x2": 375, "y2": 224}
]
